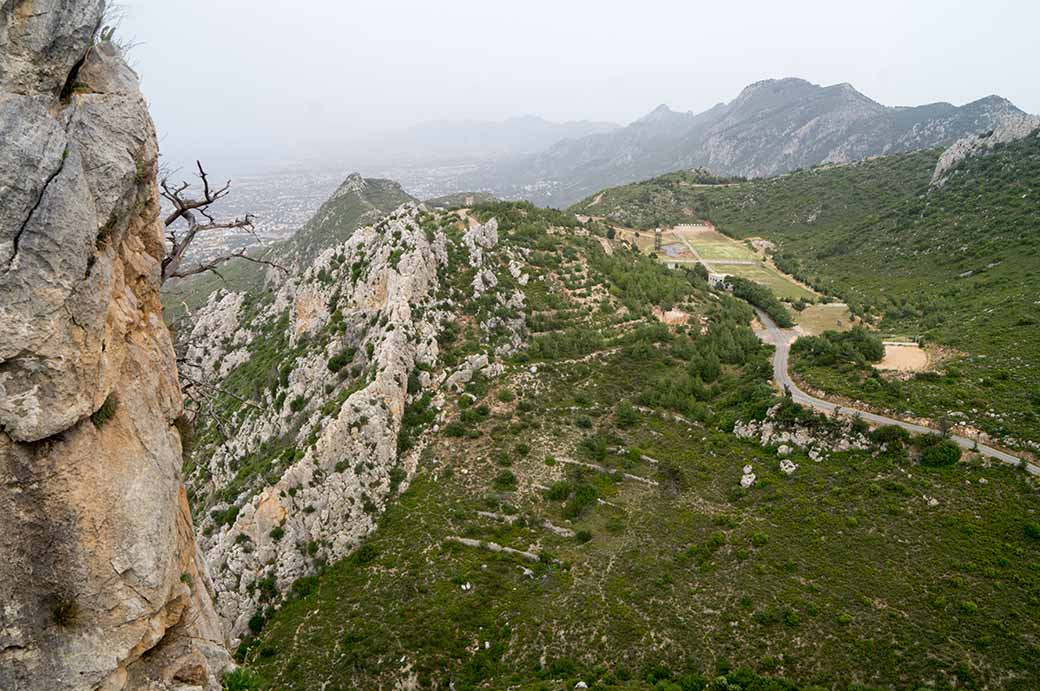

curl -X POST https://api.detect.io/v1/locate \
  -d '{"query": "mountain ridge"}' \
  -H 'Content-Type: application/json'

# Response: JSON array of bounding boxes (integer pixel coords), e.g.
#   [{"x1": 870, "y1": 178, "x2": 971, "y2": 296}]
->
[{"x1": 466, "y1": 78, "x2": 1027, "y2": 206}]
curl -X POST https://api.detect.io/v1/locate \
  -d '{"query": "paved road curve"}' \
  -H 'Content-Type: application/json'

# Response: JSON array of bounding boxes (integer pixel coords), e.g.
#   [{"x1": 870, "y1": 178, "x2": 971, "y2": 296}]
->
[{"x1": 753, "y1": 308, "x2": 1039, "y2": 476}]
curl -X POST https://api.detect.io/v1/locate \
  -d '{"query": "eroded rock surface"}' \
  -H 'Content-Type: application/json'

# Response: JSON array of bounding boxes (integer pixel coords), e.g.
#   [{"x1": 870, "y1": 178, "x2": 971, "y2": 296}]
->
[
  {"x1": 931, "y1": 113, "x2": 1040, "y2": 186},
  {"x1": 178, "y1": 206, "x2": 532, "y2": 643},
  {"x1": 0, "y1": 3, "x2": 229, "y2": 689}
]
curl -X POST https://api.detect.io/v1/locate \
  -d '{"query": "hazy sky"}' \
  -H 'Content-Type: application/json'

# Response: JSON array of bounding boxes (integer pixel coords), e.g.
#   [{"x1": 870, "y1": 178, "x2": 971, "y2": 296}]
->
[{"x1": 119, "y1": 0, "x2": 1040, "y2": 174}]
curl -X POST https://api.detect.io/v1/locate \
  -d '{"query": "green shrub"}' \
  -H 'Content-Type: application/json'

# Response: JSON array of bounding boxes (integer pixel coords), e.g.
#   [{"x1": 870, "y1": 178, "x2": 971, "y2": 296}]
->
[
  {"x1": 920, "y1": 439, "x2": 961, "y2": 467},
  {"x1": 871, "y1": 424, "x2": 911, "y2": 451},
  {"x1": 222, "y1": 668, "x2": 264, "y2": 691},
  {"x1": 563, "y1": 483, "x2": 599, "y2": 519},
  {"x1": 443, "y1": 421, "x2": 467, "y2": 437},
  {"x1": 616, "y1": 400, "x2": 639, "y2": 428},
  {"x1": 247, "y1": 612, "x2": 265, "y2": 634},
  {"x1": 353, "y1": 543, "x2": 378, "y2": 565},
  {"x1": 546, "y1": 480, "x2": 571, "y2": 501},
  {"x1": 91, "y1": 393, "x2": 117, "y2": 428},
  {"x1": 492, "y1": 470, "x2": 518, "y2": 491},
  {"x1": 327, "y1": 348, "x2": 356, "y2": 372},
  {"x1": 576, "y1": 530, "x2": 593, "y2": 543}
]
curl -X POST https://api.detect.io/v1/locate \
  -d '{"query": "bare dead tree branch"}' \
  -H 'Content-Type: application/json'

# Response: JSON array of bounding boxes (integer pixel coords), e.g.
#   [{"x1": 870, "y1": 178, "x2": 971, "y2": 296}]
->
[
  {"x1": 178, "y1": 370, "x2": 265, "y2": 413},
  {"x1": 164, "y1": 247, "x2": 286, "y2": 282},
  {"x1": 160, "y1": 160, "x2": 287, "y2": 284}
]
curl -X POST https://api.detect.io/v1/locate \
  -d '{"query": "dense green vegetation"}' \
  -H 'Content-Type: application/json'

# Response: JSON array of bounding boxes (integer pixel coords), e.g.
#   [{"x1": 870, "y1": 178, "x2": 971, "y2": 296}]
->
[
  {"x1": 791, "y1": 327, "x2": 884, "y2": 368},
  {"x1": 725, "y1": 276, "x2": 793, "y2": 328},
  {"x1": 581, "y1": 132, "x2": 1040, "y2": 449},
  {"x1": 231, "y1": 202, "x2": 1040, "y2": 690},
  {"x1": 238, "y1": 342, "x2": 1040, "y2": 690},
  {"x1": 424, "y1": 191, "x2": 498, "y2": 209}
]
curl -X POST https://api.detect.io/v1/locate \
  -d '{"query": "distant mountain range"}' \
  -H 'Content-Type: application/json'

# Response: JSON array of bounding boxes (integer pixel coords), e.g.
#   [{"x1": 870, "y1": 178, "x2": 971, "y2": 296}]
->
[
  {"x1": 354, "y1": 115, "x2": 619, "y2": 166},
  {"x1": 459, "y1": 78, "x2": 1026, "y2": 207}
]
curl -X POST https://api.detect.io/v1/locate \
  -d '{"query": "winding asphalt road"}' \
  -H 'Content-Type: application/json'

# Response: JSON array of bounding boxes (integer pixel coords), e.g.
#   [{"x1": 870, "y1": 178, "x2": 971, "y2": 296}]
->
[{"x1": 753, "y1": 308, "x2": 1039, "y2": 476}]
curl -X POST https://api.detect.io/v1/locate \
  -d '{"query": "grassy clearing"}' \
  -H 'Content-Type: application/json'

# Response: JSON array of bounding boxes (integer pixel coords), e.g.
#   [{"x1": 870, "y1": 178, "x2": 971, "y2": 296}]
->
[
  {"x1": 793, "y1": 303, "x2": 853, "y2": 336},
  {"x1": 714, "y1": 263, "x2": 815, "y2": 302},
  {"x1": 673, "y1": 226, "x2": 758, "y2": 262}
]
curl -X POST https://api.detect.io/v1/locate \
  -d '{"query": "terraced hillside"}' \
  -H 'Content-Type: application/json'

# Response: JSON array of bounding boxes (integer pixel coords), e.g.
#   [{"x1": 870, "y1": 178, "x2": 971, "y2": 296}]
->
[
  {"x1": 210, "y1": 201, "x2": 1040, "y2": 691},
  {"x1": 579, "y1": 129, "x2": 1040, "y2": 453}
]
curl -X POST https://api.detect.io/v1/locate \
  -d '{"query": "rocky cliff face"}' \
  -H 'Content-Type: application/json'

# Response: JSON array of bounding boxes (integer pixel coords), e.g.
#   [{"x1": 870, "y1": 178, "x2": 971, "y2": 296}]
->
[
  {"x1": 182, "y1": 205, "x2": 447, "y2": 641},
  {"x1": 0, "y1": 2, "x2": 229, "y2": 688}
]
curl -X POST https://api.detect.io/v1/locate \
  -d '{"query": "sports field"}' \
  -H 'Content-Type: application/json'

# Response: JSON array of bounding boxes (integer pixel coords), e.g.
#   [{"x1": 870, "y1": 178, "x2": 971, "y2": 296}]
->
[
  {"x1": 717, "y1": 263, "x2": 815, "y2": 300},
  {"x1": 611, "y1": 222, "x2": 818, "y2": 302},
  {"x1": 794, "y1": 302, "x2": 853, "y2": 335},
  {"x1": 672, "y1": 224, "x2": 759, "y2": 261}
]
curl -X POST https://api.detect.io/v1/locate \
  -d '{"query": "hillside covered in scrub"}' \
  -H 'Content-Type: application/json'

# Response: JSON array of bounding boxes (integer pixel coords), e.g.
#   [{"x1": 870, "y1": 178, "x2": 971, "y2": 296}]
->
[
  {"x1": 578, "y1": 127, "x2": 1040, "y2": 453},
  {"x1": 174, "y1": 178, "x2": 1040, "y2": 689},
  {"x1": 162, "y1": 173, "x2": 416, "y2": 322}
]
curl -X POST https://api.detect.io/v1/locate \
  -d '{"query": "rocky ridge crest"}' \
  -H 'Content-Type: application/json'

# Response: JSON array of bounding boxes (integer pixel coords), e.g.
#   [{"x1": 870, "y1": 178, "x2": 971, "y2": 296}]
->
[{"x1": 178, "y1": 203, "x2": 527, "y2": 642}]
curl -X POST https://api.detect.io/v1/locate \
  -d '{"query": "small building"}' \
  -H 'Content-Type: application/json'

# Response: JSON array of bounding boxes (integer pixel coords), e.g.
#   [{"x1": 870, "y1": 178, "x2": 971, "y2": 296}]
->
[{"x1": 707, "y1": 271, "x2": 731, "y2": 289}]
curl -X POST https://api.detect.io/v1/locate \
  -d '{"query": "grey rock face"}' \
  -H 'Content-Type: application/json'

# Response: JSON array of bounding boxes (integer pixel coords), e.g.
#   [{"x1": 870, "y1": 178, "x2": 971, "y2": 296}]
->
[
  {"x1": 183, "y1": 205, "x2": 450, "y2": 642},
  {"x1": 178, "y1": 204, "x2": 529, "y2": 644},
  {"x1": 0, "y1": 0, "x2": 104, "y2": 95},
  {"x1": 0, "y1": 4, "x2": 229, "y2": 689},
  {"x1": 931, "y1": 113, "x2": 1040, "y2": 186}
]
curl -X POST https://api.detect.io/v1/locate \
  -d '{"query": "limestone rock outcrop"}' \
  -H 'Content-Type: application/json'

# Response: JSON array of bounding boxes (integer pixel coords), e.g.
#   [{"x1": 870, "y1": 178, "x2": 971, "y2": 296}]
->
[
  {"x1": 931, "y1": 112, "x2": 1040, "y2": 186},
  {"x1": 181, "y1": 205, "x2": 450, "y2": 641},
  {"x1": 0, "y1": 3, "x2": 229, "y2": 689},
  {"x1": 177, "y1": 204, "x2": 535, "y2": 644}
]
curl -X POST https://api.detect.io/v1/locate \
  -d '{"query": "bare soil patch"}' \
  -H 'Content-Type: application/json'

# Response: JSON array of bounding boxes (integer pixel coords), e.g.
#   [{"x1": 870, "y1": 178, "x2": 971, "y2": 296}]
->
[
  {"x1": 876, "y1": 345, "x2": 929, "y2": 372},
  {"x1": 653, "y1": 306, "x2": 691, "y2": 326}
]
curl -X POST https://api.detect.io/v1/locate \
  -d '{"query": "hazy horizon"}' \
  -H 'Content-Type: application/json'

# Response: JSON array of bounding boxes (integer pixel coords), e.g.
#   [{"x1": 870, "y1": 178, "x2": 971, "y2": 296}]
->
[{"x1": 118, "y1": 0, "x2": 1040, "y2": 176}]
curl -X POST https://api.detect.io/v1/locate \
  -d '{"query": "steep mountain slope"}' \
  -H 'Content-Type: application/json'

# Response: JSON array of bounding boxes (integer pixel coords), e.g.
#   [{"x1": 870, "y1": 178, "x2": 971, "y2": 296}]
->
[
  {"x1": 179, "y1": 203, "x2": 449, "y2": 640},
  {"x1": 478, "y1": 78, "x2": 1024, "y2": 207},
  {"x1": 198, "y1": 200, "x2": 1040, "y2": 691},
  {"x1": 582, "y1": 123, "x2": 1040, "y2": 452},
  {"x1": 1, "y1": 3, "x2": 229, "y2": 688},
  {"x1": 162, "y1": 173, "x2": 414, "y2": 323},
  {"x1": 280, "y1": 174, "x2": 416, "y2": 266}
]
